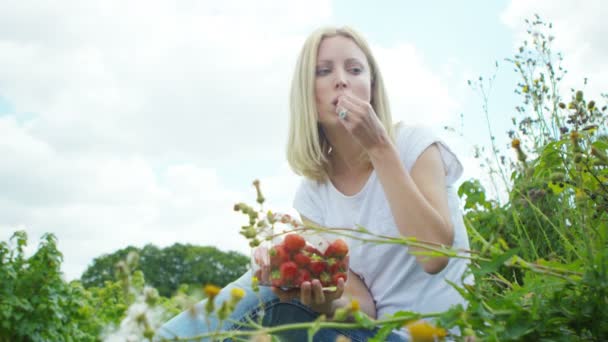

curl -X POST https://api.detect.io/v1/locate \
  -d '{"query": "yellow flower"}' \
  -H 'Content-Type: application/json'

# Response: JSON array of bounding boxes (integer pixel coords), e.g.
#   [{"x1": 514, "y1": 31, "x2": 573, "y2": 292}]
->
[
  {"x1": 405, "y1": 320, "x2": 447, "y2": 342},
  {"x1": 350, "y1": 299, "x2": 360, "y2": 312},
  {"x1": 203, "y1": 284, "x2": 221, "y2": 299},
  {"x1": 335, "y1": 336, "x2": 352, "y2": 342},
  {"x1": 511, "y1": 138, "x2": 521, "y2": 149},
  {"x1": 231, "y1": 287, "x2": 246, "y2": 301}
]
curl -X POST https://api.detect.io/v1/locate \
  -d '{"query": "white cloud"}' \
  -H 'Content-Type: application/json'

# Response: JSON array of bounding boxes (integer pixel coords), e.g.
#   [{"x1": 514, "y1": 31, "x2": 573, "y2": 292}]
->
[
  {"x1": 501, "y1": 0, "x2": 607, "y2": 101},
  {"x1": 0, "y1": 0, "x2": 465, "y2": 282},
  {"x1": 376, "y1": 44, "x2": 461, "y2": 126}
]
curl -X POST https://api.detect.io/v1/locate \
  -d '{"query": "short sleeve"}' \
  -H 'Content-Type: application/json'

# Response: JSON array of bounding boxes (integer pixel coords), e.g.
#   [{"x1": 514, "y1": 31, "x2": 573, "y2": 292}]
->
[
  {"x1": 292, "y1": 178, "x2": 324, "y2": 225},
  {"x1": 396, "y1": 125, "x2": 463, "y2": 186}
]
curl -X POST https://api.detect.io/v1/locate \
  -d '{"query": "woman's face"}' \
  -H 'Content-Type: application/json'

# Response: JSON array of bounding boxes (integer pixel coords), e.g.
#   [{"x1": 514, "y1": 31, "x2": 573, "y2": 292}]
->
[{"x1": 314, "y1": 35, "x2": 372, "y2": 125}]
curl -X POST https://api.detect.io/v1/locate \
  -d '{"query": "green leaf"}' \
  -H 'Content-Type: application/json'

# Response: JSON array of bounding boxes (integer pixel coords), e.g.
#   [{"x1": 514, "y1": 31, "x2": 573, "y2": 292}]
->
[{"x1": 476, "y1": 248, "x2": 520, "y2": 276}]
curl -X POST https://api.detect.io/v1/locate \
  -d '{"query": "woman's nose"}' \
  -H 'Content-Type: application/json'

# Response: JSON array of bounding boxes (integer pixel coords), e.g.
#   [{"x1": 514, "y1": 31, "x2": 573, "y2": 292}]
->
[
  {"x1": 334, "y1": 76, "x2": 348, "y2": 89},
  {"x1": 334, "y1": 69, "x2": 348, "y2": 89}
]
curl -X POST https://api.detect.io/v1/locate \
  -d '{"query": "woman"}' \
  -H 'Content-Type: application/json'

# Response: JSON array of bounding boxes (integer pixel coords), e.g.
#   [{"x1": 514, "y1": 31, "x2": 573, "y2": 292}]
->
[{"x1": 157, "y1": 26, "x2": 472, "y2": 342}]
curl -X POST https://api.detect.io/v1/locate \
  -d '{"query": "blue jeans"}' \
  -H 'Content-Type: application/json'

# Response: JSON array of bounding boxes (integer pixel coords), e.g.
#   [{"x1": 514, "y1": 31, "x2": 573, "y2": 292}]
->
[{"x1": 156, "y1": 270, "x2": 408, "y2": 341}]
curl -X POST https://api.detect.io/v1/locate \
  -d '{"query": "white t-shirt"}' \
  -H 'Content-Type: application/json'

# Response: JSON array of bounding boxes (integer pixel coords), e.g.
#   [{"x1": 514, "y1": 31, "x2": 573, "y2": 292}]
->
[{"x1": 293, "y1": 124, "x2": 473, "y2": 319}]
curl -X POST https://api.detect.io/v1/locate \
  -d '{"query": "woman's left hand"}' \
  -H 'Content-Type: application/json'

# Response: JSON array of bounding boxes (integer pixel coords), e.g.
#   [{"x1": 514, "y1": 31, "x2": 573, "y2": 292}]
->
[
  {"x1": 336, "y1": 94, "x2": 389, "y2": 151},
  {"x1": 272, "y1": 278, "x2": 345, "y2": 315}
]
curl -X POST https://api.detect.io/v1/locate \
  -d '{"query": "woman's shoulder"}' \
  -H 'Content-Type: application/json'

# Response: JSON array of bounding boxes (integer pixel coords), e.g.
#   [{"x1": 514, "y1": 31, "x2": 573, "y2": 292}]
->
[{"x1": 393, "y1": 122, "x2": 463, "y2": 183}]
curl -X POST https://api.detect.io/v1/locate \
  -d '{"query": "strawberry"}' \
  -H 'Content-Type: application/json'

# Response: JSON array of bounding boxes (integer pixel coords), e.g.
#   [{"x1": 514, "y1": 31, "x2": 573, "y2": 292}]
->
[
  {"x1": 269, "y1": 245, "x2": 290, "y2": 266},
  {"x1": 324, "y1": 239, "x2": 349, "y2": 258},
  {"x1": 296, "y1": 269, "x2": 311, "y2": 286},
  {"x1": 329, "y1": 259, "x2": 347, "y2": 274},
  {"x1": 280, "y1": 261, "x2": 298, "y2": 281},
  {"x1": 309, "y1": 258, "x2": 327, "y2": 275},
  {"x1": 332, "y1": 272, "x2": 347, "y2": 285},
  {"x1": 283, "y1": 234, "x2": 306, "y2": 252},
  {"x1": 294, "y1": 252, "x2": 311, "y2": 267}
]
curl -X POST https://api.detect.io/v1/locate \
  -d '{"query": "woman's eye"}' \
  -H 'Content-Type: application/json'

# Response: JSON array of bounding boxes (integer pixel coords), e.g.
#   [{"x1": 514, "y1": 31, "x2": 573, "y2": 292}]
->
[
  {"x1": 349, "y1": 67, "x2": 362, "y2": 74},
  {"x1": 316, "y1": 68, "x2": 330, "y2": 76}
]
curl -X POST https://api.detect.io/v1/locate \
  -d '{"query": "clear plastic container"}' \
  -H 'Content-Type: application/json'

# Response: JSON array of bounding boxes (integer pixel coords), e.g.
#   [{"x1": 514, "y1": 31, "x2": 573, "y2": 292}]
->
[{"x1": 251, "y1": 231, "x2": 349, "y2": 289}]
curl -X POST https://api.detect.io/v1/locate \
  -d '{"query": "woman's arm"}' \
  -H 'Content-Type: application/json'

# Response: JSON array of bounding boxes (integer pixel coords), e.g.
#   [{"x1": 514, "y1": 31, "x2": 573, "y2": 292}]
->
[
  {"x1": 336, "y1": 94, "x2": 455, "y2": 274},
  {"x1": 369, "y1": 142, "x2": 454, "y2": 274}
]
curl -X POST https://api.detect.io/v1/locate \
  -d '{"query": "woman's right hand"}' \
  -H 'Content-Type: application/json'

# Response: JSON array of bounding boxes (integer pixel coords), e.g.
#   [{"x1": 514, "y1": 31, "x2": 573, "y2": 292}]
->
[{"x1": 272, "y1": 278, "x2": 345, "y2": 315}]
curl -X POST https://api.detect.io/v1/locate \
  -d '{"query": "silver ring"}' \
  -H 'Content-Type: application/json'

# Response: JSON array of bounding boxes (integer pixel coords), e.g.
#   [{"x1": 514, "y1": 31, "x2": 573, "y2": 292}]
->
[{"x1": 338, "y1": 109, "x2": 347, "y2": 119}]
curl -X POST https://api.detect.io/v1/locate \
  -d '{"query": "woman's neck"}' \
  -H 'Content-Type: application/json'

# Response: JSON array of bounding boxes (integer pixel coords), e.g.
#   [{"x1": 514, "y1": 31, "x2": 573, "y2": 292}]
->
[{"x1": 324, "y1": 126, "x2": 372, "y2": 175}]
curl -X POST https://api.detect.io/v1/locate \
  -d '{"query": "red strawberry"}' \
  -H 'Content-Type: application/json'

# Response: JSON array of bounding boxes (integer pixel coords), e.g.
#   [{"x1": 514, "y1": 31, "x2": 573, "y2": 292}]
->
[
  {"x1": 283, "y1": 234, "x2": 306, "y2": 252},
  {"x1": 332, "y1": 272, "x2": 347, "y2": 285},
  {"x1": 296, "y1": 269, "x2": 311, "y2": 286},
  {"x1": 280, "y1": 261, "x2": 298, "y2": 281},
  {"x1": 309, "y1": 258, "x2": 326, "y2": 275},
  {"x1": 319, "y1": 272, "x2": 332, "y2": 287},
  {"x1": 329, "y1": 259, "x2": 347, "y2": 274},
  {"x1": 324, "y1": 239, "x2": 349, "y2": 258},
  {"x1": 294, "y1": 252, "x2": 311, "y2": 267},
  {"x1": 269, "y1": 245, "x2": 290, "y2": 266}
]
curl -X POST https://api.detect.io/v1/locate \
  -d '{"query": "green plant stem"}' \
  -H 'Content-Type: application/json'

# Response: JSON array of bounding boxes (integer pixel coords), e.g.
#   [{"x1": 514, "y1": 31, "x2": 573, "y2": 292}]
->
[{"x1": 173, "y1": 313, "x2": 438, "y2": 341}]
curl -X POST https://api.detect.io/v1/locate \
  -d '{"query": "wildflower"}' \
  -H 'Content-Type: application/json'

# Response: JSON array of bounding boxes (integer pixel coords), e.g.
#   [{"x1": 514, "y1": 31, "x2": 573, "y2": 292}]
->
[
  {"x1": 569, "y1": 131, "x2": 580, "y2": 141},
  {"x1": 350, "y1": 299, "x2": 360, "y2": 312},
  {"x1": 251, "y1": 276, "x2": 260, "y2": 292},
  {"x1": 204, "y1": 284, "x2": 221, "y2": 299},
  {"x1": 204, "y1": 284, "x2": 221, "y2": 314},
  {"x1": 231, "y1": 287, "x2": 246, "y2": 301},
  {"x1": 588, "y1": 101, "x2": 596, "y2": 110},
  {"x1": 522, "y1": 85, "x2": 529, "y2": 93},
  {"x1": 144, "y1": 287, "x2": 159, "y2": 306},
  {"x1": 405, "y1": 320, "x2": 447, "y2": 342},
  {"x1": 253, "y1": 179, "x2": 265, "y2": 205},
  {"x1": 511, "y1": 138, "x2": 521, "y2": 149}
]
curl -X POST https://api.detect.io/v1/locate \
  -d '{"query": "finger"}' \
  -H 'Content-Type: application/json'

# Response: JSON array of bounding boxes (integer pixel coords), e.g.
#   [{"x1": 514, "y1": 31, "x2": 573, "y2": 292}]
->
[
  {"x1": 322, "y1": 278, "x2": 345, "y2": 301},
  {"x1": 272, "y1": 286, "x2": 297, "y2": 302},
  {"x1": 334, "y1": 278, "x2": 345, "y2": 298},
  {"x1": 342, "y1": 93, "x2": 371, "y2": 108},
  {"x1": 336, "y1": 97, "x2": 364, "y2": 117},
  {"x1": 300, "y1": 281, "x2": 312, "y2": 306},
  {"x1": 311, "y1": 279, "x2": 325, "y2": 304}
]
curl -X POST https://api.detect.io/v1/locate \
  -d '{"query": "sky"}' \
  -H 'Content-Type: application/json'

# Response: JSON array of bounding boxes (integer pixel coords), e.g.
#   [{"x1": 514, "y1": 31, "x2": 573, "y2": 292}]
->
[{"x1": 0, "y1": 0, "x2": 606, "y2": 281}]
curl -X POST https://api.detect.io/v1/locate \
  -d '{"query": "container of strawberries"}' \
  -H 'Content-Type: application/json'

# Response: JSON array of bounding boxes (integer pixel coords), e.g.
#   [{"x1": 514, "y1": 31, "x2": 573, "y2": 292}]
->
[{"x1": 252, "y1": 232, "x2": 349, "y2": 289}]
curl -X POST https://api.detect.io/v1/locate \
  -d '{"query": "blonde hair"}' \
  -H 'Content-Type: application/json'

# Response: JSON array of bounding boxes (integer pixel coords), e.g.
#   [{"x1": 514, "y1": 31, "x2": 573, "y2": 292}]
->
[{"x1": 286, "y1": 26, "x2": 395, "y2": 182}]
